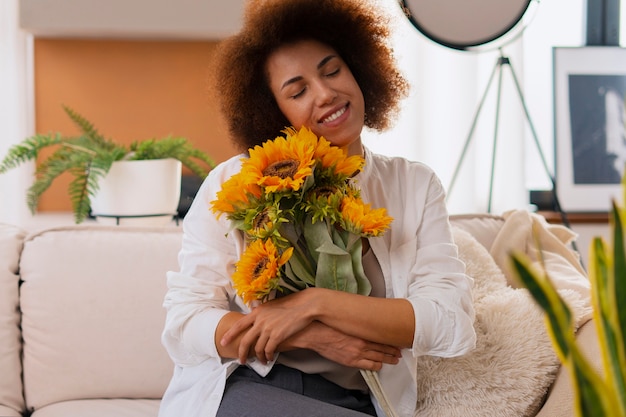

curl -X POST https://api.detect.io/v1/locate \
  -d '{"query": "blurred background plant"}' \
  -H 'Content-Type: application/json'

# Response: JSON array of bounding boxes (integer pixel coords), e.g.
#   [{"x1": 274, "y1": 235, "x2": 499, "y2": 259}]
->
[{"x1": 0, "y1": 105, "x2": 215, "y2": 223}]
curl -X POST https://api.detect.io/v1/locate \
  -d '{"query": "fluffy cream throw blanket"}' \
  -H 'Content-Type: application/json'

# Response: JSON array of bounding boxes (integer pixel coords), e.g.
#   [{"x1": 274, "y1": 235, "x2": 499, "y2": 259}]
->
[{"x1": 414, "y1": 226, "x2": 590, "y2": 417}]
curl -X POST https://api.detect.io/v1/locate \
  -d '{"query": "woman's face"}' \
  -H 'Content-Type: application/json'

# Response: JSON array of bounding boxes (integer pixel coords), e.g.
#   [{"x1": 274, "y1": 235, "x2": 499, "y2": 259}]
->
[{"x1": 265, "y1": 39, "x2": 365, "y2": 156}]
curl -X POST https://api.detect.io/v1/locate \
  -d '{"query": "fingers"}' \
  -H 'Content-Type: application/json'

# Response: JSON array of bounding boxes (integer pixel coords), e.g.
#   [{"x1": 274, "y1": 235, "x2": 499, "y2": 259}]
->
[
  {"x1": 257, "y1": 333, "x2": 280, "y2": 364},
  {"x1": 362, "y1": 345, "x2": 401, "y2": 366},
  {"x1": 309, "y1": 326, "x2": 403, "y2": 370},
  {"x1": 358, "y1": 359, "x2": 383, "y2": 372},
  {"x1": 221, "y1": 313, "x2": 254, "y2": 347},
  {"x1": 354, "y1": 346, "x2": 402, "y2": 371},
  {"x1": 253, "y1": 331, "x2": 272, "y2": 364},
  {"x1": 235, "y1": 319, "x2": 261, "y2": 364},
  {"x1": 377, "y1": 344, "x2": 402, "y2": 361},
  {"x1": 222, "y1": 310, "x2": 284, "y2": 364}
]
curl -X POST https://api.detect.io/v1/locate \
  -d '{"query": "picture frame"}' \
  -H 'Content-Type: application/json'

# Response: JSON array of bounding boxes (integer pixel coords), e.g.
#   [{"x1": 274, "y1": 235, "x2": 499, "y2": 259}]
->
[{"x1": 553, "y1": 46, "x2": 626, "y2": 212}]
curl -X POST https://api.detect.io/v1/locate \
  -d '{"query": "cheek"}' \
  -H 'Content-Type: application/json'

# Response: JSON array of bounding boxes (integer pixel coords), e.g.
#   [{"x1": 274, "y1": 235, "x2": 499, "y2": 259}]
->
[{"x1": 277, "y1": 101, "x2": 309, "y2": 128}]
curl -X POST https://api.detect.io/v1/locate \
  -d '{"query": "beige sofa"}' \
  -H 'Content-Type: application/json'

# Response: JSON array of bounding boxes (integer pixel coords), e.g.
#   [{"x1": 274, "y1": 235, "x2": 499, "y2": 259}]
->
[{"x1": 0, "y1": 211, "x2": 600, "y2": 417}]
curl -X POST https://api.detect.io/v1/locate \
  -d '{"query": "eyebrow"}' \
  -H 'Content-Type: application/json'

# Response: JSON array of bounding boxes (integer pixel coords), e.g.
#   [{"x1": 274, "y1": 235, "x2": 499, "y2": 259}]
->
[{"x1": 280, "y1": 55, "x2": 338, "y2": 91}]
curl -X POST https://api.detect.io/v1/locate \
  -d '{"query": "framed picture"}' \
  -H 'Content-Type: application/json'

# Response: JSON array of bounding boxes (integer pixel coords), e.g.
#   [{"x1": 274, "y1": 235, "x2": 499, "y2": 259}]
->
[{"x1": 553, "y1": 46, "x2": 626, "y2": 212}]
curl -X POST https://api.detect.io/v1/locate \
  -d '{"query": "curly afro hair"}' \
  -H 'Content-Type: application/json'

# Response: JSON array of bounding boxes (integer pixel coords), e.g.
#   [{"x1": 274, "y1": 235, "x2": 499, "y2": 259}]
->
[{"x1": 212, "y1": 0, "x2": 409, "y2": 152}]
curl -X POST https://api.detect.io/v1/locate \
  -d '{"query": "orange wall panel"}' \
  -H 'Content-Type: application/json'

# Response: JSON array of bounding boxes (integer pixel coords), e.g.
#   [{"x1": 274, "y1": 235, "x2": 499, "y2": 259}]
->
[{"x1": 34, "y1": 38, "x2": 238, "y2": 212}]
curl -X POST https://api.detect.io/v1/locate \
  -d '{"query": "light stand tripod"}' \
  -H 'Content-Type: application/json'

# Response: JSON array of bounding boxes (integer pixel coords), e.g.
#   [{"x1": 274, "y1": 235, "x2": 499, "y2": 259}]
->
[{"x1": 447, "y1": 49, "x2": 575, "y2": 247}]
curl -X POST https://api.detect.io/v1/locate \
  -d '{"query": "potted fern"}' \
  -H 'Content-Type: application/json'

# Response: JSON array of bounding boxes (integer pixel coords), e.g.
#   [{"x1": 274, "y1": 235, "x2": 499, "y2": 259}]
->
[
  {"x1": 0, "y1": 105, "x2": 215, "y2": 224},
  {"x1": 511, "y1": 186, "x2": 626, "y2": 416}
]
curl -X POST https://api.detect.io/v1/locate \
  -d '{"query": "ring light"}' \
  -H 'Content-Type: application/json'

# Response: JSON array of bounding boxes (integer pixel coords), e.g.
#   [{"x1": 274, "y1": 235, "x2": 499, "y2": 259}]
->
[
  {"x1": 401, "y1": 0, "x2": 535, "y2": 51},
  {"x1": 399, "y1": 0, "x2": 574, "y2": 238}
]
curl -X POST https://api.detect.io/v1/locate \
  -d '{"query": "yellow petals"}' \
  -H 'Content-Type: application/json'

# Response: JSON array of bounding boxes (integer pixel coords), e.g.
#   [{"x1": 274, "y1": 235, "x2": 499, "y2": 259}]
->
[
  {"x1": 210, "y1": 166, "x2": 262, "y2": 218},
  {"x1": 313, "y1": 135, "x2": 364, "y2": 178},
  {"x1": 340, "y1": 195, "x2": 393, "y2": 237},
  {"x1": 242, "y1": 129, "x2": 317, "y2": 193},
  {"x1": 232, "y1": 239, "x2": 293, "y2": 305}
]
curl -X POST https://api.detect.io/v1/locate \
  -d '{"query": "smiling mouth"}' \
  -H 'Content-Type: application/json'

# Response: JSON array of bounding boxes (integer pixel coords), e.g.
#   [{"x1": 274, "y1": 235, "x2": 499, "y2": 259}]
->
[{"x1": 321, "y1": 105, "x2": 348, "y2": 124}]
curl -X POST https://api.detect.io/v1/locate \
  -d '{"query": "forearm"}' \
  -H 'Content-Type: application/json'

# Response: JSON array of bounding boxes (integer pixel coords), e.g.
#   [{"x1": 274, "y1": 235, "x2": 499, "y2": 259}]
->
[
  {"x1": 215, "y1": 311, "x2": 248, "y2": 359},
  {"x1": 217, "y1": 310, "x2": 402, "y2": 370},
  {"x1": 307, "y1": 288, "x2": 415, "y2": 348}
]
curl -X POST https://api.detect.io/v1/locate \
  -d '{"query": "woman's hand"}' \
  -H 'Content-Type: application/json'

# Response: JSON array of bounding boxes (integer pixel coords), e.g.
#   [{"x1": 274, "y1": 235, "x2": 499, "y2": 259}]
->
[
  {"x1": 296, "y1": 322, "x2": 402, "y2": 371},
  {"x1": 220, "y1": 290, "x2": 316, "y2": 364}
]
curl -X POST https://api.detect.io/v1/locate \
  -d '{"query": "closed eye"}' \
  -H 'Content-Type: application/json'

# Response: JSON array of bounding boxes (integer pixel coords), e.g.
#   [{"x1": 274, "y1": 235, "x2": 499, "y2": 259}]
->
[{"x1": 291, "y1": 87, "x2": 306, "y2": 99}]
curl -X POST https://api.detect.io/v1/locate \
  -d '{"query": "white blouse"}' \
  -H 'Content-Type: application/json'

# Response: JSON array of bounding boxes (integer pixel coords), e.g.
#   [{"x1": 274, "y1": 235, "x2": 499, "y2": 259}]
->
[{"x1": 159, "y1": 147, "x2": 476, "y2": 417}]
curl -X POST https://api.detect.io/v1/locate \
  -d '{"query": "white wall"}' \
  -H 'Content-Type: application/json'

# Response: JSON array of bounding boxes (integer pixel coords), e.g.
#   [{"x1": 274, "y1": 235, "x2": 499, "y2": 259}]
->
[{"x1": 0, "y1": 0, "x2": 34, "y2": 226}]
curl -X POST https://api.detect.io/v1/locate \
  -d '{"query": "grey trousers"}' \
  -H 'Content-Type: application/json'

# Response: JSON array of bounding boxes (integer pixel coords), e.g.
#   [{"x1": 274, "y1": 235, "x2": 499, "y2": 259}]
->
[{"x1": 216, "y1": 365, "x2": 377, "y2": 417}]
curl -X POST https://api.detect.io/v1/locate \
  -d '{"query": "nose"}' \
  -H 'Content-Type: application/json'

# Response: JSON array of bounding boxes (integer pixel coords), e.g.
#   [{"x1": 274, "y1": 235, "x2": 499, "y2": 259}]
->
[{"x1": 313, "y1": 79, "x2": 337, "y2": 106}]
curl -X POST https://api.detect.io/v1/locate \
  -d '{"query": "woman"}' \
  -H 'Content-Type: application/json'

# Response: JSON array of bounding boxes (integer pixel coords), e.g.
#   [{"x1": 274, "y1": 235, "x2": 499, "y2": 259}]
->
[{"x1": 159, "y1": 0, "x2": 476, "y2": 416}]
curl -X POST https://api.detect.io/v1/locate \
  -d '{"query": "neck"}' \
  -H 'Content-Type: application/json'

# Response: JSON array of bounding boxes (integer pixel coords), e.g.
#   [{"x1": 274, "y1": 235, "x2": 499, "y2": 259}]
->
[{"x1": 346, "y1": 137, "x2": 364, "y2": 157}]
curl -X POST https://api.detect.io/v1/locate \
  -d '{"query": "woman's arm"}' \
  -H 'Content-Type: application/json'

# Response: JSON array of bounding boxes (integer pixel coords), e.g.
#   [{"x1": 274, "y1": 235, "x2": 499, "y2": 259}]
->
[
  {"x1": 220, "y1": 288, "x2": 413, "y2": 364},
  {"x1": 216, "y1": 305, "x2": 403, "y2": 370}
]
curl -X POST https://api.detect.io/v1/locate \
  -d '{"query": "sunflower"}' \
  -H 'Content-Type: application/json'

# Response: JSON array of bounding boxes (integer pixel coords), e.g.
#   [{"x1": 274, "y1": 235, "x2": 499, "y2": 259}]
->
[
  {"x1": 210, "y1": 171, "x2": 262, "y2": 218},
  {"x1": 339, "y1": 195, "x2": 393, "y2": 237},
  {"x1": 232, "y1": 239, "x2": 293, "y2": 305},
  {"x1": 312, "y1": 135, "x2": 364, "y2": 179},
  {"x1": 242, "y1": 127, "x2": 317, "y2": 194},
  {"x1": 304, "y1": 184, "x2": 345, "y2": 224},
  {"x1": 244, "y1": 202, "x2": 288, "y2": 242}
]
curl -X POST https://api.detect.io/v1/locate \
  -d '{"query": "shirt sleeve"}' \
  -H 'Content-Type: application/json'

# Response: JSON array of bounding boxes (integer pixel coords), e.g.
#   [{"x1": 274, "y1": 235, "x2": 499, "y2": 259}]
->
[
  {"x1": 407, "y1": 172, "x2": 476, "y2": 357},
  {"x1": 161, "y1": 158, "x2": 247, "y2": 367},
  {"x1": 380, "y1": 160, "x2": 476, "y2": 358}
]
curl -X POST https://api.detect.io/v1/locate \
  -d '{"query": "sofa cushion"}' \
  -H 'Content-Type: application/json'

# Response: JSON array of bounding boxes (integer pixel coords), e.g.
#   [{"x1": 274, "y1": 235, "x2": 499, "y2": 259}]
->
[
  {"x1": 0, "y1": 405, "x2": 22, "y2": 417},
  {"x1": 20, "y1": 225, "x2": 181, "y2": 411},
  {"x1": 30, "y1": 398, "x2": 160, "y2": 417},
  {"x1": 449, "y1": 213, "x2": 504, "y2": 250},
  {"x1": 414, "y1": 226, "x2": 589, "y2": 417},
  {"x1": 0, "y1": 223, "x2": 27, "y2": 416},
  {"x1": 489, "y1": 210, "x2": 592, "y2": 324}
]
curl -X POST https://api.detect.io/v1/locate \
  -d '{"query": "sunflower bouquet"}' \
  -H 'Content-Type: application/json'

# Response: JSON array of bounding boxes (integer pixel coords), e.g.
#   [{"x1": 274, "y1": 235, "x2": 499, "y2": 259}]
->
[
  {"x1": 211, "y1": 126, "x2": 398, "y2": 416},
  {"x1": 211, "y1": 126, "x2": 393, "y2": 304}
]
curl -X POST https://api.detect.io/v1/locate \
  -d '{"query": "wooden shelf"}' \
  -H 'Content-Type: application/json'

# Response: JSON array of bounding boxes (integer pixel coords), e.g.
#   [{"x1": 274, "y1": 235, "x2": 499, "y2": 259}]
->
[{"x1": 537, "y1": 211, "x2": 609, "y2": 224}]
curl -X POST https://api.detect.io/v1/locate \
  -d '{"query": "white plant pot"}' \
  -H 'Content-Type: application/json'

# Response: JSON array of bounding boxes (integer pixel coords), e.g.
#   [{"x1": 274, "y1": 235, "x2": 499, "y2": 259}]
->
[{"x1": 90, "y1": 158, "x2": 182, "y2": 226}]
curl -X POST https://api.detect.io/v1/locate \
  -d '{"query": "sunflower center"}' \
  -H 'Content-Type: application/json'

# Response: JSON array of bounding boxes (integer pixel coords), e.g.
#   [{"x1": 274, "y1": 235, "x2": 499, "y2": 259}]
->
[
  {"x1": 315, "y1": 185, "x2": 339, "y2": 198},
  {"x1": 253, "y1": 208, "x2": 271, "y2": 230},
  {"x1": 253, "y1": 257, "x2": 269, "y2": 278},
  {"x1": 263, "y1": 159, "x2": 299, "y2": 179}
]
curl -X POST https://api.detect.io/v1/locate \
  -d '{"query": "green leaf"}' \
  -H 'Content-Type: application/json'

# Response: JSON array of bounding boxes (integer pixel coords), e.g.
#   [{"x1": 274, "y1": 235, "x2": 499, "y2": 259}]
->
[
  {"x1": 347, "y1": 236, "x2": 371, "y2": 296},
  {"x1": 0, "y1": 133, "x2": 63, "y2": 173},
  {"x1": 284, "y1": 249, "x2": 315, "y2": 287},
  {"x1": 316, "y1": 250, "x2": 357, "y2": 293},
  {"x1": 511, "y1": 254, "x2": 573, "y2": 358},
  {"x1": 63, "y1": 105, "x2": 113, "y2": 149},
  {"x1": 611, "y1": 204, "x2": 626, "y2": 390},
  {"x1": 303, "y1": 217, "x2": 332, "y2": 264},
  {"x1": 315, "y1": 240, "x2": 350, "y2": 256},
  {"x1": 512, "y1": 249, "x2": 626, "y2": 417},
  {"x1": 26, "y1": 151, "x2": 86, "y2": 214},
  {"x1": 592, "y1": 204, "x2": 626, "y2": 413},
  {"x1": 570, "y1": 347, "x2": 615, "y2": 417},
  {"x1": 129, "y1": 137, "x2": 214, "y2": 177}
]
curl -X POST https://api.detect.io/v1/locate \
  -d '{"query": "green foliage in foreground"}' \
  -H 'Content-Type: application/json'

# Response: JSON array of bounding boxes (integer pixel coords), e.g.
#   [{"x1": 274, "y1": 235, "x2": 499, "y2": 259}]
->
[{"x1": 511, "y1": 199, "x2": 626, "y2": 417}]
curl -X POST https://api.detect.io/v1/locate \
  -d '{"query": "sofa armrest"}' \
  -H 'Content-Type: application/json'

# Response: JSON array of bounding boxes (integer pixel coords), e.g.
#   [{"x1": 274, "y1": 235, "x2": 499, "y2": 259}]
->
[
  {"x1": 534, "y1": 319, "x2": 601, "y2": 417},
  {"x1": 0, "y1": 224, "x2": 27, "y2": 417}
]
